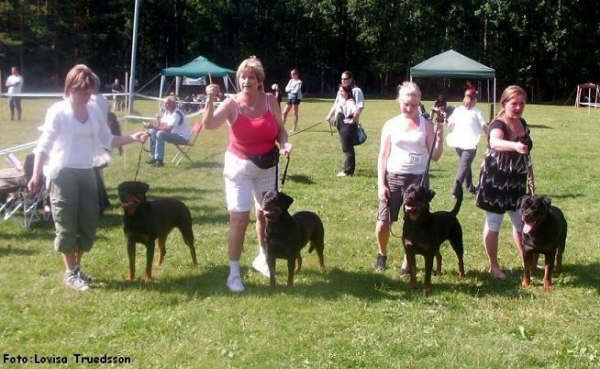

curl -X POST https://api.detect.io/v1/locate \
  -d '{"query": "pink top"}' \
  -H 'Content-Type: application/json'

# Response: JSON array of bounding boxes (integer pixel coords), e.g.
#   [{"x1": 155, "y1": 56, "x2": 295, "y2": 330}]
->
[{"x1": 228, "y1": 95, "x2": 279, "y2": 158}]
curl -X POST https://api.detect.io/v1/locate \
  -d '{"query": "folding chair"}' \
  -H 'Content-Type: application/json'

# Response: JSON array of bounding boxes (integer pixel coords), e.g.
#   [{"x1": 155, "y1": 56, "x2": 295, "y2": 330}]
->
[
  {"x1": 171, "y1": 121, "x2": 204, "y2": 166},
  {"x1": 0, "y1": 154, "x2": 51, "y2": 228}
]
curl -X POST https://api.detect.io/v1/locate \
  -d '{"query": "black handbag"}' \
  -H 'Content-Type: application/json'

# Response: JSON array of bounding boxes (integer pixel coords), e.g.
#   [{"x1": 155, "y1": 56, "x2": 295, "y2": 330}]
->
[
  {"x1": 354, "y1": 123, "x2": 367, "y2": 145},
  {"x1": 248, "y1": 147, "x2": 280, "y2": 169}
]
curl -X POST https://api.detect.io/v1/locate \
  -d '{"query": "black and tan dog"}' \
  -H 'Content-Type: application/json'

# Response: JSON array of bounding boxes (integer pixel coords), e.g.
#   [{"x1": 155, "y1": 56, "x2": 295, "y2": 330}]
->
[
  {"x1": 117, "y1": 181, "x2": 197, "y2": 282},
  {"x1": 261, "y1": 191, "x2": 325, "y2": 288},
  {"x1": 402, "y1": 183, "x2": 465, "y2": 295},
  {"x1": 519, "y1": 194, "x2": 567, "y2": 291}
]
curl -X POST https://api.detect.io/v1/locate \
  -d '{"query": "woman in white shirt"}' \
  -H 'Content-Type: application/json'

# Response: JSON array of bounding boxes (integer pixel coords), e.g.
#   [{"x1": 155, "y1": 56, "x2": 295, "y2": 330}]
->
[
  {"x1": 446, "y1": 89, "x2": 487, "y2": 196},
  {"x1": 326, "y1": 85, "x2": 358, "y2": 176},
  {"x1": 282, "y1": 68, "x2": 302, "y2": 132},
  {"x1": 374, "y1": 82, "x2": 444, "y2": 273},
  {"x1": 28, "y1": 64, "x2": 147, "y2": 291}
]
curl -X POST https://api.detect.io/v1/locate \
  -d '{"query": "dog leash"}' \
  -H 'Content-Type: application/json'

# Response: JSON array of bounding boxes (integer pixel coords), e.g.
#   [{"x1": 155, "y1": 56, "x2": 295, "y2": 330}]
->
[
  {"x1": 280, "y1": 154, "x2": 291, "y2": 189},
  {"x1": 420, "y1": 114, "x2": 440, "y2": 187},
  {"x1": 527, "y1": 155, "x2": 535, "y2": 196},
  {"x1": 274, "y1": 153, "x2": 291, "y2": 192},
  {"x1": 288, "y1": 120, "x2": 324, "y2": 137},
  {"x1": 133, "y1": 142, "x2": 144, "y2": 182}
]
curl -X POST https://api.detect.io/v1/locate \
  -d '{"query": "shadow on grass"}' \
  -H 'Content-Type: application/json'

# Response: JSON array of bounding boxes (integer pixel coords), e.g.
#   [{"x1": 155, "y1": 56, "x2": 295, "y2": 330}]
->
[
  {"x1": 286, "y1": 174, "x2": 315, "y2": 185},
  {"x1": 100, "y1": 264, "x2": 406, "y2": 300},
  {"x1": 0, "y1": 245, "x2": 39, "y2": 257},
  {"x1": 556, "y1": 263, "x2": 600, "y2": 293},
  {"x1": 546, "y1": 193, "x2": 585, "y2": 199},
  {"x1": 102, "y1": 264, "x2": 525, "y2": 300}
]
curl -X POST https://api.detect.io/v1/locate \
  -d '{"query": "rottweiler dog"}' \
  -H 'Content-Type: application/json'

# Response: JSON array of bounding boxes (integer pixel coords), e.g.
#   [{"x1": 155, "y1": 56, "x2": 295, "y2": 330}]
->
[
  {"x1": 402, "y1": 183, "x2": 465, "y2": 295},
  {"x1": 117, "y1": 181, "x2": 197, "y2": 283},
  {"x1": 519, "y1": 194, "x2": 567, "y2": 291},
  {"x1": 262, "y1": 191, "x2": 325, "y2": 288}
]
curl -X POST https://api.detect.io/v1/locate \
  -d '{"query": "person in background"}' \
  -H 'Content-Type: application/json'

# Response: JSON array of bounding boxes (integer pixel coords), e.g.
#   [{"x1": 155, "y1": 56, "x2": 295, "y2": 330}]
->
[
  {"x1": 28, "y1": 64, "x2": 147, "y2": 291},
  {"x1": 282, "y1": 68, "x2": 302, "y2": 132},
  {"x1": 5, "y1": 66, "x2": 23, "y2": 120},
  {"x1": 432, "y1": 93, "x2": 448, "y2": 124},
  {"x1": 373, "y1": 82, "x2": 443, "y2": 273},
  {"x1": 110, "y1": 78, "x2": 124, "y2": 111},
  {"x1": 446, "y1": 88, "x2": 487, "y2": 196},
  {"x1": 475, "y1": 85, "x2": 533, "y2": 280},
  {"x1": 326, "y1": 85, "x2": 359, "y2": 177},
  {"x1": 271, "y1": 83, "x2": 282, "y2": 108},
  {"x1": 201, "y1": 56, "x2": 292, "y2": 292},
  {"x1": 145, "y1": 95, "x2": 191, "y2": 167}
]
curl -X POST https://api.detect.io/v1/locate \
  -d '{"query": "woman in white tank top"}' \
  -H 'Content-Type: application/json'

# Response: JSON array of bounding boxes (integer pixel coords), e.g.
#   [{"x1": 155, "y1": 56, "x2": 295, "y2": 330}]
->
[{"x1": 373, "y1": 82, "x2": 444, "y2": 273}]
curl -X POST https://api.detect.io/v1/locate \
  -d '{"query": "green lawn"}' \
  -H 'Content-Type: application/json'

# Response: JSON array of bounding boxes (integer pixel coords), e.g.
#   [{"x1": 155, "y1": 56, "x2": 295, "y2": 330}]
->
[{"x1": 0, "y1": 97, "x2": 599, "y2": 369}]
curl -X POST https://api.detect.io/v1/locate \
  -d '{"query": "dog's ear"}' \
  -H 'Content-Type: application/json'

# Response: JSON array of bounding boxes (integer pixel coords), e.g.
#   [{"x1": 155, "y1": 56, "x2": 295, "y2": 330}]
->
[
  {"x1": 426, "y1": 189, "x2": 436, "y2": 201},
  {"x1": 138, "y1": 182, "x2": 149, "y2": 195},
  {"x1": 542, "y1": 196, "x2": 552, "y2": 207},
  {"x1": 277, "y1": 192, "x2": 294, "y2": 210},
  {"x1": 518, "y1": 195, "x2": 530, "y2": 209}
]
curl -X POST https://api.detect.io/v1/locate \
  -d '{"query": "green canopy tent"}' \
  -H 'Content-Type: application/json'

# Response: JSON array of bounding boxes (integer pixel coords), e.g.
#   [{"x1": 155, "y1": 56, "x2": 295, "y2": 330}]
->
[
  {"x1": 159, "y1": 56, "x2": 236, "y2": 98},
  {"x1": 410, "y1": 49, "x2": 497, "y2": 118}
]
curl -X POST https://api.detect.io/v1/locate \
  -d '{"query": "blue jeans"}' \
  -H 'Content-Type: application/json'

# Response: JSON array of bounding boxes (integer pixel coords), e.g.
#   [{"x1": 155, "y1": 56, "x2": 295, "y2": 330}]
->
[
  {"x1": 453, "y1": 148, "x2": 477, "y2": 194},
  {"x1": 148, "y1": 129, "x2": 189, "y2": 160}
]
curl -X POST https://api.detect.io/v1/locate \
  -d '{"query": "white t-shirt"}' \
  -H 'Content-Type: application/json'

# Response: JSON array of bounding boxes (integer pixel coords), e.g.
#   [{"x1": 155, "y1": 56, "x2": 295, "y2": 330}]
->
[
  {"x1": 446, "y1": 105, "x2": 486, "y2": 150},
  {"x1": 334, "y1": 98, "x2": 358, "y2": 118},
  {"x1": 285, "y1": 79, "x2": 303, "y2": 99},
  {"x1": 381, "y1": 115, "x2": 429, "y2": 175},
  {"x1": 35, "y1": 99, "x2": 113, "y2": 180},
  {"x1": 6, "y1": 75, "x2": 23, "y2": 95},
  {"x1": 163, "y1": 109, "x2": 191, "y2": 140},
  {"x1": 335, "y1": 86, "x2": 365, "y2": 109}
]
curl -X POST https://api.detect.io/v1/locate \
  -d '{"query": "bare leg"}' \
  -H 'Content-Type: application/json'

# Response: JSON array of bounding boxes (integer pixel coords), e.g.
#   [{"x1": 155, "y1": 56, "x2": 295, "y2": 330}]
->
[
  {"x1": 228, "y1": 212, "x2": 250, "y2": 261},
  {"x1": 375, "y1": 220, "x2": 390, "y2": 256},
  {"x1": 483, "y1": 223, "x2": 506, "y2": 279},
  {"x1": 292, "y1": 105, "x2": 299, "y2": 131}
]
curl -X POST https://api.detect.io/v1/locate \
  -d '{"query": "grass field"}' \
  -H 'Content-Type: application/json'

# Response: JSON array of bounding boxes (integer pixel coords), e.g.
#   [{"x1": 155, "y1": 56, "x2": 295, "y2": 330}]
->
[{"x1": 1, "y1": 97, "x2": 599, "y2": 369}]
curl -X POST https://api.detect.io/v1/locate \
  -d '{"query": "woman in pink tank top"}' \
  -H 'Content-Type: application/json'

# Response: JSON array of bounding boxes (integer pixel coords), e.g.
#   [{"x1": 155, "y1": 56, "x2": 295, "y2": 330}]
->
[{"x1": 202, "y1": 56, "x2": 292, "y2": 292}]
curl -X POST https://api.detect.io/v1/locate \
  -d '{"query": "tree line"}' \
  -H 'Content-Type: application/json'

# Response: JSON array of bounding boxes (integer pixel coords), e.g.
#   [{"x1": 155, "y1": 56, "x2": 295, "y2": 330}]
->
[{"x1": 1, "y1": 0, "x2": 598, "y2": 101}]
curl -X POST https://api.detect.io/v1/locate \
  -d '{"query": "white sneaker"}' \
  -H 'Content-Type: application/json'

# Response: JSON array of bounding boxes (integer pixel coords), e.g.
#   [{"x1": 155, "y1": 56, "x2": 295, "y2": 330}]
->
[
  {"x1": 336, "y1": 171, "x2": 348, "y2": 177},
  {"x1": 226, "y1": 274, "x2": 245, "y2": 292},
  {"x1": 252, "y1": 253, "x2": 270, "y2": 278},
  {"x1": 74, "y1": 266, "x2": 96, "y2": 283},
  {"x1": 64, "y1": 271, "x2": 89, "y2": 291}
]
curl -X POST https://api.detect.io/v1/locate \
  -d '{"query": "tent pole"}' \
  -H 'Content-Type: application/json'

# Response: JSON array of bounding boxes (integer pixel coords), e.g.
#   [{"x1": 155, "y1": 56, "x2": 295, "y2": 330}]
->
[
  {"x1": 127, "y1": 0, "x2": 141, "y2": 114},
  {"x1": 158, "y1": 75, "x2": 165, "y2": 110},
  {"x1": 175, "y1": 76, "x2": 181, "y2": 98},
  {"x1": 492, "y1": 78, "x2": 496, "y2": 121}
]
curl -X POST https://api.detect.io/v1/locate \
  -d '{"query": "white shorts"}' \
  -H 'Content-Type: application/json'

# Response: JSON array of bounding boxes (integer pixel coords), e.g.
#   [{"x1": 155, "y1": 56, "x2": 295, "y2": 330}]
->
[
  {"x1": 485, "y1": 210, "x2": 523, "y2": 233},
  {"x1": 223, "y1": 150, "x2": 279, "y2": 212}
]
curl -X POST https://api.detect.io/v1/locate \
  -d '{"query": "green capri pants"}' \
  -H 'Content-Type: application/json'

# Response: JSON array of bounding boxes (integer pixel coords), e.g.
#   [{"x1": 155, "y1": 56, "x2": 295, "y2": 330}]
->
[{"x1": 50, "y1": 167, "x2": 99, "y2": 253}]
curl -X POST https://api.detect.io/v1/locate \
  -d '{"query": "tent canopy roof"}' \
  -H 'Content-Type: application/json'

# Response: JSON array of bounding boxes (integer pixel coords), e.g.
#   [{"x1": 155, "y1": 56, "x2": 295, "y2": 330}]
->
[
  {"x1": 161, "y1": 56, "x2": 235, "y2": 78},
  {"x1": 410, "y1": 49, "x2": 495, "y2": 79}
]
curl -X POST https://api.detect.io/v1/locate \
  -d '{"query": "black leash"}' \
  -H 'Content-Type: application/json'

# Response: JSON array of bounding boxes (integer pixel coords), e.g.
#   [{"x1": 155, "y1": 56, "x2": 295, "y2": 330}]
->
[
  {"x1": 288, "y1": 121, "x2": 324, "y2": 137},
  {"x1": 274, "y1": 153, "x2": 291, "y2": 192},
  {"x1": 280, "y1": 154, "x2": 291, "y2": 189},
  {"x1": 527, "y1": 155, "x2": 535, "y2": 196},
  {"x1": 133, "y1": 142, "x2": 144, "y2": 181},
  {"x1": 420, "y1": 111, "x2": 439, "y2": 187}
]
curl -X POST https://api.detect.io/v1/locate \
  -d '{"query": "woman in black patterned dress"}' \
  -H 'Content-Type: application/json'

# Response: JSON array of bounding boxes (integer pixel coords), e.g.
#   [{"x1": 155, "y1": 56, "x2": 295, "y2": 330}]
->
[{"x1": 476, "y1": 85, "x2": 534, "y2": 280}]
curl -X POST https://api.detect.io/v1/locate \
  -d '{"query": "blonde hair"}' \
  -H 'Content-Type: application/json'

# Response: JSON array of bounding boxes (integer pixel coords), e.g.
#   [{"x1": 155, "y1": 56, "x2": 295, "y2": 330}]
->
[
  {"x1": 397, "y1": 81, "x2": 422, "y2": 101},
  {"x1": 496, "y1": 85, "x2": 527, "y2": 119},
  {"x1": 236, "y1": 56, "x2": 265, "y2": 90},
  {"x1": 64, "y1": 64, "x2": 98, "y2": 95}
]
